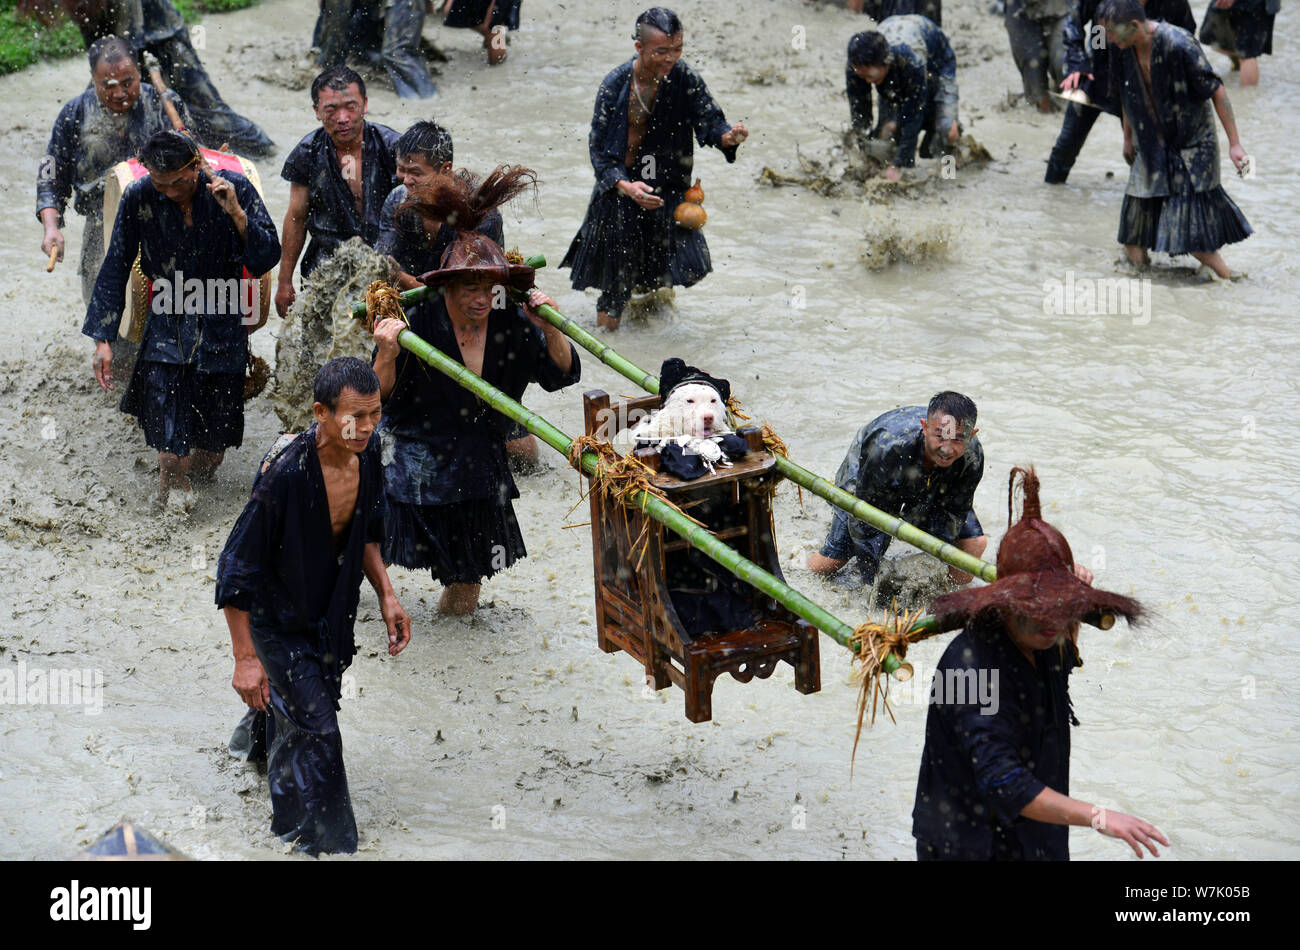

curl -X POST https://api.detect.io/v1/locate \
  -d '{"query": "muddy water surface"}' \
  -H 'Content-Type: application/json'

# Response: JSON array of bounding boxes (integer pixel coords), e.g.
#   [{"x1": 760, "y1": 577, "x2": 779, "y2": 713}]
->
[{"x1": 1, "y1": 0, "x2": 1297, "y2": 860}]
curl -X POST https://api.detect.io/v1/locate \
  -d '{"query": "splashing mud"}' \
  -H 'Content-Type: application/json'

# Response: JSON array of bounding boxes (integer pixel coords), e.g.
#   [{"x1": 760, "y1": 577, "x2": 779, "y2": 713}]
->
[{"x1": 272, "y1": 238, "x2": 395, "y2": 432}]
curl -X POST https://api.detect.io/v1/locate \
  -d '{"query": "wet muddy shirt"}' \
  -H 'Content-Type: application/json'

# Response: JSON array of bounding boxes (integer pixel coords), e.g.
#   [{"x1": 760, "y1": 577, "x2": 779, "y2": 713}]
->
[
  {"x1": 913, "y1": 614, "x2": 1080, "y2": 860},
  {"x1": 215, "y1": 426, "x2": 387, "y2": 695},
  {"x1": 377, "y1": 296, "x2": 580, "y2": 507},
  {"x1": 1061, "y1": 0, "x2": 1196, "y2": 113},
  {"x1": 1116, "y1": 22, "x2": 1222, "y2": 199},
  {"x1": 376, "y1": 183, "x2": 503, "y2": 278},
  {"x1": 281, "y1": 122, "x2": 399, "y2": 277},
  {"x1": 833, "y1": 405, "x2": 983, "y2": 549},
  {"x1": 36, "y1": 83, "x2": 191, "y2": 224},
  {"x1": 81, "y1": 168, "x2": 280, "y2": 375},
  {"x1": 846, "y1": 15, "x2": 956, "y2": 166},
  {"x1": 586, "y1": 58, "x2": 737, "y2": 202}
]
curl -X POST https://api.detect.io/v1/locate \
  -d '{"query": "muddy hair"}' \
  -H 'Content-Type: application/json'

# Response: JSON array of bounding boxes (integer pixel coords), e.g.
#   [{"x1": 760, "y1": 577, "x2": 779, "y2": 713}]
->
[
  {"x1": 398, "y1": 164, "x2": 538, "y2": 233},
  {"x1": 314, "y1": 357, "x2": 380, "y2": 412},
  {"x1": 847, "y1": 31, "x2": 890, "y2": 68},
  {"x1": 88, "y1": 35, "x2": 133, "y2": 72},
  {"x1": 1098, "y1": 0, "x2": 1146, "y2": 25},
  {"x1": 927, "y1": 391, "x2": 977, "y2": 429},
  {"x1": 139, "y1": 129, "x2": 199, "y2": 172},
  {"x1": 634, "y1": 7, "x2": 682, "y2": 40}
]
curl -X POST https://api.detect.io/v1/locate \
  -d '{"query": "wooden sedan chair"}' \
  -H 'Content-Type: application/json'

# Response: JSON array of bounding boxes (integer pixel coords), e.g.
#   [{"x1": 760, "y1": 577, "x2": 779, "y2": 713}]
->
[{"x1": 583, "y1": 390, "x2": 820, "y2": 722}]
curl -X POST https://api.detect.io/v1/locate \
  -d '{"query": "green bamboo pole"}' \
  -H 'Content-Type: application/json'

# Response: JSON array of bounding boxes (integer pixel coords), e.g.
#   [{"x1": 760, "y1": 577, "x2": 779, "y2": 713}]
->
[
  {"x1": 494, "y1": 261, "x2": 996, "y2": 584},
  {"x1": 390, "y1": 326, "x2": 906, "y2": 669}
]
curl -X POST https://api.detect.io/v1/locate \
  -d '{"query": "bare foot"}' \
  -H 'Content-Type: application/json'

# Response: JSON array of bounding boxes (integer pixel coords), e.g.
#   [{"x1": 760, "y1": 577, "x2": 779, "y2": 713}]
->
[
  {"x1": 439, "y1": 583, "x2": 482, "y2": 615},
  {"x1": 596, "y1": 311, "x2": 620, "y2": 331},
  {"x1": 806, "y1": 552, "x2": 848, "y2": 575},
  {"x1": 486, "y1": 28, "x2": 508, "y2": 65},
  {"x1": 1036, "y1": 93, "x2": 1056, "y2": 113},
  {"x1": 1123, "y1": 244, "x2": 1151, "y2": 269}
]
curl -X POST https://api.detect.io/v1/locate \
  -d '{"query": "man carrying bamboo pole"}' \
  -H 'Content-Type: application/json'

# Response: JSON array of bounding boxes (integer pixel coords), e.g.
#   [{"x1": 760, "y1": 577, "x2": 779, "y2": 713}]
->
[
  {"x1": 913, "y1": 466, "x2": 1166, "y2": 860},
  {"x1": 371, "y1": 167, "x2": 580, "y2": 616},
  {"x1": 560, "y1": 6, "x2": 748, "y2": 331},
  {"x1": 807, "y1": 392, "x2": 989, "y2": 587}
]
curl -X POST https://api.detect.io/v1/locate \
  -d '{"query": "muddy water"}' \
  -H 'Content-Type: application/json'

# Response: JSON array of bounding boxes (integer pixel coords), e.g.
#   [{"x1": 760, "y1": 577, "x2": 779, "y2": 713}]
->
[{"x1": 1, "y1": 0, "x2": 1297, "y2": 860}]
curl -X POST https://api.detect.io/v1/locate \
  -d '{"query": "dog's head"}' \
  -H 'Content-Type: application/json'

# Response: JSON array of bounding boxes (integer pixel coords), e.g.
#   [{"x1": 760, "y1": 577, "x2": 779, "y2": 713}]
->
[{"x1": 657, "y1": 382, "x2": 729, "y2": 439}]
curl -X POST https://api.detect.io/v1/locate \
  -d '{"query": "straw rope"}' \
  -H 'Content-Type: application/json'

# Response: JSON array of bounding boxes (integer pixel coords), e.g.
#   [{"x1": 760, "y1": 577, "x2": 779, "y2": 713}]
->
[
  {"x1": 849, "y1": 606, "x2": 942, "y2": 777},
  {"x1": 364, "y1": 280, "x2": 409, "y2": 333},
  {"x1": 566, "y1": 434, "x2": 707, "y2": 571}
]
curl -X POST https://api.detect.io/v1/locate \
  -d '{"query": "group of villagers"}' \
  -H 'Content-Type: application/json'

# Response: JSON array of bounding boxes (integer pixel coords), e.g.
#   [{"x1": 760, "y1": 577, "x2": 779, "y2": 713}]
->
[{"x1": 53, "y1": 3, "x2": 1199, "y2": 859}]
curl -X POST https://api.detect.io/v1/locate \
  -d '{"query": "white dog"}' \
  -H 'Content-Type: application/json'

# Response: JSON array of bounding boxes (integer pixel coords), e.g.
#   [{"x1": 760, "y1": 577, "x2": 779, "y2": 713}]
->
[{"x1": 612, "y1": 382, "x2": 735, "y2": 472}]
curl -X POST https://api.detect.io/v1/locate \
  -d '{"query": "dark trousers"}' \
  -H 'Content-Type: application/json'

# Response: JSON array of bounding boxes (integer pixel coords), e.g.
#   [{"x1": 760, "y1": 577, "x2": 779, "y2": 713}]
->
[
  {"x1": 249, "y1": 635, "x2": 358, "y2": 856},
  {"x1": 1045, "y1": 102, "x2": 1105, "y2": 183},
  {"x1": 382, "y1": 0, "x2": 438, "y2": 98},
  {"x1": 149, "y1": 33, "x2": 275, "y2": 155}
]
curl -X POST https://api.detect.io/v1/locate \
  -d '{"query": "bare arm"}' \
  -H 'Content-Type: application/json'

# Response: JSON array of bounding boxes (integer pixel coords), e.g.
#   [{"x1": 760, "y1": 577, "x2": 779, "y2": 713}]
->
[
  {"x1": 1211, "y1": 86, "x2": 1248, "y2": 173},
  {"x1": 275, "y1": 183, "x2": 310, "y2": 316},
  {"x1": 223, "y1": 605, "x2": 269, "y2": 711},
  {"x1": 363, "y1": 541, "x2": 410, "y2": 655},
  {"x1": 1020, "y1": 787, "x2": 1169, "y2": 858},
  {"x1": 371, "y1": 317, "x2": 403, "y2": 400}
]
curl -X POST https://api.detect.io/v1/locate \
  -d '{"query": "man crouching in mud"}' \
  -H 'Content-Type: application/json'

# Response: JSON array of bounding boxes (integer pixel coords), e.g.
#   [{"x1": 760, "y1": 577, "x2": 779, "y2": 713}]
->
[{"x1": 217, "y1": 357, "x2": 411, "y2": 856}]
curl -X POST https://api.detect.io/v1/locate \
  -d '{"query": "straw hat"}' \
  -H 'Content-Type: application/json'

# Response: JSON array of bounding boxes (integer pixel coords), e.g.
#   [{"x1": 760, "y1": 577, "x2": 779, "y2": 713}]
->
[{"x1": 928, "y1": 466, "x2": 1143, "y2": 634}]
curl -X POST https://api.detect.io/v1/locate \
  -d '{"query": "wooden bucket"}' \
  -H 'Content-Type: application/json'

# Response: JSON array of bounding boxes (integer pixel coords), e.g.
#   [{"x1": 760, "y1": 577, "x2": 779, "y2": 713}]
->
[{"x1": 103, "y1": 149, "x2": 272, "y2": 343}]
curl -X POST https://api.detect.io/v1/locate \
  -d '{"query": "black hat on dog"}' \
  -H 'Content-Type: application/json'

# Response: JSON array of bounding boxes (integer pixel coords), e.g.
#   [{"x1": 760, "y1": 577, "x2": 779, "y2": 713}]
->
[{"x1": 659, "y1": 358, "x2": 731, "y2": 404}]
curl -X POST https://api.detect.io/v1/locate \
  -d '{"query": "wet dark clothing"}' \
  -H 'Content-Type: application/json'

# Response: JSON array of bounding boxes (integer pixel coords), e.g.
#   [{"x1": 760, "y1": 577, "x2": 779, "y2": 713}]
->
[
  {"x1": 376, "y1": 183, "x2": 504, "y2": 278},
  {"x1": 83, "y1": 167, "x2": 280, "y2": 373},
  {"x1": 83, "y1": 167, "x2": 279, "y2": 454},
  {"x1": 1115, "y1": 22, "x2": 1251, "y2": 253},
  {"x1": 561, "y1": 58, "x2": 738, "y2": 318},
  {"x1": 913, "y1": 614, "x2": 1080, "y2": 861},
  {"x1": 444, "y1": 0, "x2": 522, "y2": 30},
  {"x1": 381, "y1": 0, "x2": 438, "y2": 99},
  {"x1": 858, "y1": 0, "x2": 942, "y2": 25},
  {"x1": 846, "y1": 15, "x2": 958, "y2": 167},
  {"x1": 216, "y1": 426, "x2": 388, "y2": 856},
  {"x1": 1004, "y1": 0, "x2": 1068, "y2": 104},
  {"x1": 281, "y1": 122, "x2": 400, "y2": 278},
  {"x1": 1199, "y1": 0, "x2": 1278, "y2": 60},
  {"x1": 37, "y1": 82, "x2": 190, "y2": 303},
  {"x1": 1044, "y1": 0, "x2": 1196, "y2": 184},
  {"x1": 316, "y1": 0, "x2": 385, "y2": 68},
  {"x1": 130, "y1": 361, "x2": 245, "y2": 455},
  {"x1": 70, "y1": 0, "x2": 275, "y2": 156},
  {"x1": 377, "y1": 295, "x2": 579, "y2": 583},
  {"x1": 819, "y1": 406, "x2": 984, "y2": 583}
]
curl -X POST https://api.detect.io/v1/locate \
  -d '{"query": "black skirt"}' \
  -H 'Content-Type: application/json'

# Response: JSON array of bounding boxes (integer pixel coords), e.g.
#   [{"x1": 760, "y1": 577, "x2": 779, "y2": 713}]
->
[
  {"x1": 561, "y1": 187, "x2": 713, "y2": 302},
  {"x1": 1117, "y1": 186, "x2": 1252, "y2": 255},
  {"x1": 444, "y1": 0, "x2": 521, "y2": 30},
  {"x1": 384, "y1": 497, "x2": 526, "y2": 586},
  {"x1": 1199, "y1": 3, "x2": 1274, "y2": 60},
  {"x1": 120, "y1": 360, "x2": 244, "y2": 456}
]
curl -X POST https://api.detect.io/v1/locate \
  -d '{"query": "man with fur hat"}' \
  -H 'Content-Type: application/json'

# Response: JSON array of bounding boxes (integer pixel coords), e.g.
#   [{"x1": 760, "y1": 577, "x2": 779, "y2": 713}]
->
[
  {"x1": 912, "y1": 466, "x2": 1168, "y2": 860},
  {"x1": 371, "y1": 166, "x2": 581, "y2": 616}
]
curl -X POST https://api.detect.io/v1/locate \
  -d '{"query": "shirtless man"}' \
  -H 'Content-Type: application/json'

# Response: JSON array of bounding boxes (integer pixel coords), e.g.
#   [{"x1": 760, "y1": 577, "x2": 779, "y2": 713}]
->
[
  {"x1": 217, "y1": 357, "x2": 410, "y2": 855},
  {"x1": 276, "y1": 66, "x2": 400, "y2": 317}
]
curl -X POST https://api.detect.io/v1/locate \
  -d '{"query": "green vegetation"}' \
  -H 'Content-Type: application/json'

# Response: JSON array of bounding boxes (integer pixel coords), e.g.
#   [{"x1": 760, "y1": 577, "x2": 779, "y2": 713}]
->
[{"x1": 0, "y1": 0, "x2": 261, "y2": 76}]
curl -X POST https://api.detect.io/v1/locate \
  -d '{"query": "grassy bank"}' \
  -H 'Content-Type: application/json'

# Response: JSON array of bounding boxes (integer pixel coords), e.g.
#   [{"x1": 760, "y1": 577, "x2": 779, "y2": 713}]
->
[{"x1": 0, "y1": 0, "x2": 262, "y2": 75}]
